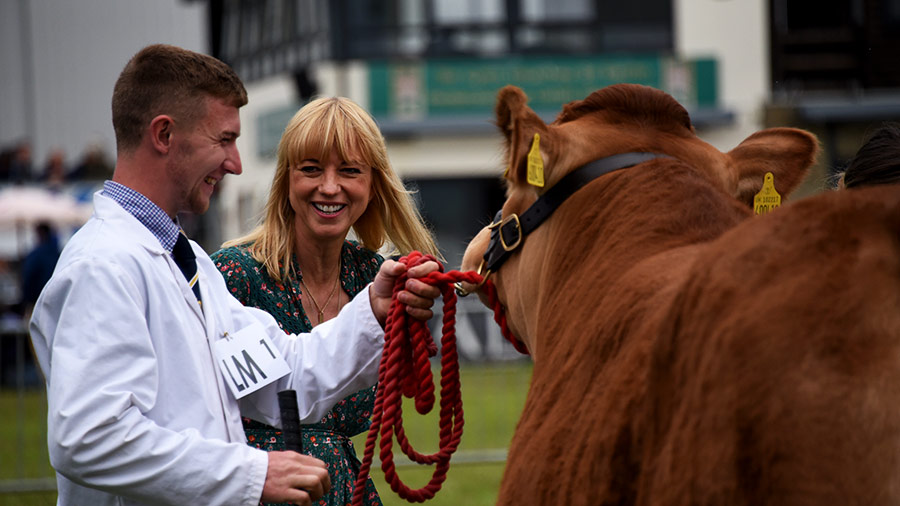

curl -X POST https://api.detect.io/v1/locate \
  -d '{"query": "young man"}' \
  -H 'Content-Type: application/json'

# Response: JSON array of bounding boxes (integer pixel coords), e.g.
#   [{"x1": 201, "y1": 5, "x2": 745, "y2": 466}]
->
[{"x1": 29, "y1": 44, "x2": 440, "y2": 506}]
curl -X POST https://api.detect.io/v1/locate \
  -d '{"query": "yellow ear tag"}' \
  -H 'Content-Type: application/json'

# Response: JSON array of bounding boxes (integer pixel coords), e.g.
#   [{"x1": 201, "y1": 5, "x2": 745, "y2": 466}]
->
[
  {"x1": 753, "y1": 172, "x2": 781, "y2": 215},
  {"x1": 526, "y1": 133, "x2": 545, "y2": 187}
]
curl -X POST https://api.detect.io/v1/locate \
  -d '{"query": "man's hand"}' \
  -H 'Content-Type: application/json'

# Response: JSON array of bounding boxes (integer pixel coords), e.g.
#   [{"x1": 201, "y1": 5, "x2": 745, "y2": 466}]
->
[
  {"x1": 261, "y1": 451, "x2": 331, "y2": 505},
  {"x1": 369, "y1": 259, "x2": 442, "y2": 326}
]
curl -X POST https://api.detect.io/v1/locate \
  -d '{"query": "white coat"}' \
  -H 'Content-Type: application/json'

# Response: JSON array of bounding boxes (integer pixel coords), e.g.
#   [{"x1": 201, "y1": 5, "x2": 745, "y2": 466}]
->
[{"x1": 30, "y1": 192, "x2": 385, "y2": 506}]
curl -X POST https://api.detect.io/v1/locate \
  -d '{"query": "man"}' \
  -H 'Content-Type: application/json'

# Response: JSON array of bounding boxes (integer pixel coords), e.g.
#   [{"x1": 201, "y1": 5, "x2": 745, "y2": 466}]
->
[
  {"x1": 20, "y1": 222, "x2": 60, "y2": 311},
  {"x1": 29, "y1": 44, "x2": 440, "y2": 506}
]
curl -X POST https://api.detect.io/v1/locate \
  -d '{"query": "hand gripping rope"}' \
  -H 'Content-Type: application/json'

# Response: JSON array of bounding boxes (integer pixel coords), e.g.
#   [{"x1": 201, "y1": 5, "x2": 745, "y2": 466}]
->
[{"x1": 351, "y1": 251, "x2": 528, "y2": 506}]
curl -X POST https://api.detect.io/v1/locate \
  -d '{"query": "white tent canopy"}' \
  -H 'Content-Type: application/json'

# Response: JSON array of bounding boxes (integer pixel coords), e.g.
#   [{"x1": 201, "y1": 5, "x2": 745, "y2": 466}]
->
[{"x1": 0, "y1": 186, "x2": 93, "y2": 259}]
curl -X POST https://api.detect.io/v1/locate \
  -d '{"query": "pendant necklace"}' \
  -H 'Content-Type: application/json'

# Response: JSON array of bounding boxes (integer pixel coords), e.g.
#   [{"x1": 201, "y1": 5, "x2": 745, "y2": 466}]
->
[{"x1": 299, "y1": 265, "x2": 341, "y2": 325}]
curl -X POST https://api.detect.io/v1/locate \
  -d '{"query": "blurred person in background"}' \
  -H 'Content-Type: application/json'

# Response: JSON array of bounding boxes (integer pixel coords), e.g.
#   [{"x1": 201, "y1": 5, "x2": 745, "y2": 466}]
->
[
  {"x1": 40, "y1": 148, "x2": 68, "y2": 191},
  {"x1": 70, "y1": 143, "x2": 115, "y2": 181},
  {"x1": 835, "y1": 122, "x2": 900, "y2": 189},
  {"x1": 212, "y1": 96, "x2": 441, "y2": 506},
  {"x1": 20, "y1": 221, "x2": 60, "y2": 315},
  {"x1": 0, "y1": 140, "x2": 33, "y2": 184}
]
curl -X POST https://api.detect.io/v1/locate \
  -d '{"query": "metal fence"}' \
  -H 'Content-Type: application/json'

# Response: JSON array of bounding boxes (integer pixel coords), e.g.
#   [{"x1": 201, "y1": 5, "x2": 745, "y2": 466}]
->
[
  {"x1": 0, "y1": 300, "x2": 531, "y2": 504},
  {"x1": 1, "y1": 319, "x2": 56, "y2": 505}
]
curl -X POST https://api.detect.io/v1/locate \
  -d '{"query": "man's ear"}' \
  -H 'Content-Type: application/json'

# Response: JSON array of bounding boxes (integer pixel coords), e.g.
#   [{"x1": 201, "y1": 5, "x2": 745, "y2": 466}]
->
[{"x1": 149, "y1": 115, "x2": 174, "y2": 154}]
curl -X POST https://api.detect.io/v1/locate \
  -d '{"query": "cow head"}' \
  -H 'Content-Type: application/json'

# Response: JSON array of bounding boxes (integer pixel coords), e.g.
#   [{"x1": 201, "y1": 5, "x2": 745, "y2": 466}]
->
[{"x1": 460, "y1": 84, "x2": 818, "y2": 356}]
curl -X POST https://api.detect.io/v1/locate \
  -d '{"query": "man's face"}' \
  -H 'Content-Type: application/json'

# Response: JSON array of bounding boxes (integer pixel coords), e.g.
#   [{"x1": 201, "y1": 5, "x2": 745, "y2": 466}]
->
[{"x1": 167, "y1": 96, "x2": 242, "y2": 215}]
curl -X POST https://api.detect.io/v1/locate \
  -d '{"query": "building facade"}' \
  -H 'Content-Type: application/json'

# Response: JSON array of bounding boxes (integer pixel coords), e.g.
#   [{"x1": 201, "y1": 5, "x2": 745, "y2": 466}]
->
[
  {"x1": 214, "y1": 0, "x2": 766, "y2": 265},
  {"x1": 2, "y1": 0, "x2": 897, "y2": 261}
]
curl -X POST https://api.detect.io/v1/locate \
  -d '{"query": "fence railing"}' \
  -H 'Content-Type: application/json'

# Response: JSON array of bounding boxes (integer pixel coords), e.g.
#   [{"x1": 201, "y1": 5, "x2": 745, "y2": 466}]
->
[{"x1": 1, "y1": 320, "x2": 56, "y2": 502}]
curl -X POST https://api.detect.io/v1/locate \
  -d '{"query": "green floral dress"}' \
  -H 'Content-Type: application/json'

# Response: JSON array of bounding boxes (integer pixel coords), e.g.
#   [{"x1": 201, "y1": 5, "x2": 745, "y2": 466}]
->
[{"x1": 212, "y1": 241, "x2": 384, "y2": 506}]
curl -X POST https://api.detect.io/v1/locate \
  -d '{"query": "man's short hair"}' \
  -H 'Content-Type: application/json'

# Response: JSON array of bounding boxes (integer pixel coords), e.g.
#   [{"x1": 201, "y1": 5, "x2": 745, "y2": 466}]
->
[{"x1": 111, "y1": 44, "x2": 248, "y2": 153}]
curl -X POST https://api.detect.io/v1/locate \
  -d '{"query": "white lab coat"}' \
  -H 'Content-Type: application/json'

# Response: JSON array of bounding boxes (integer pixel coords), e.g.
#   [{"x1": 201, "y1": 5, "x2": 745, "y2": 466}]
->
[{"x1": 29, "y1": 192, "x2": 385, "y2": 506}]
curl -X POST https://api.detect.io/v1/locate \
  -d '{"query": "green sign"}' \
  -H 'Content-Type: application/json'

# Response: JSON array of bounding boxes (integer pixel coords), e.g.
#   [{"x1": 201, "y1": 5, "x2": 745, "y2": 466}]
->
[
  {"x1": 370, "y1": 55, "x2": 717, "y2": 119},
  {"x1": 256, "y1": 102, "x2": 303, "y2": 159}
]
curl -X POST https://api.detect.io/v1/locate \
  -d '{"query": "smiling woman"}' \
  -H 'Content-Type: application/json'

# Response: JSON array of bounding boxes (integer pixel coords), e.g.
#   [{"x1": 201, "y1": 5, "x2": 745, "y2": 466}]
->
[
  {"x1": 290, "y1": 148, "x2": 373, "y2": 256},
  {"x1": 211, "y1": 96, "x2": 440, "y2": 506}
]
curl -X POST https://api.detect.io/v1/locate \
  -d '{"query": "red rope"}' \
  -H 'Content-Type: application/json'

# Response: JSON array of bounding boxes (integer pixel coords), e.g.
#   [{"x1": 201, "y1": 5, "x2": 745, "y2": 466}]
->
[
  {"x1": 351, "y1": 251, "x2": 528, "y2": 506},
  {"x1": 478, "y1": 279, "x2": 530, "y2": 356}
]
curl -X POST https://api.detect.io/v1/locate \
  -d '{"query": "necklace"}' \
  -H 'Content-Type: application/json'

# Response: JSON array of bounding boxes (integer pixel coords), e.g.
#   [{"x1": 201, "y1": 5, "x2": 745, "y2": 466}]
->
[{"x1": 299, "y1": 267, "x2": 341, "y2": 325}]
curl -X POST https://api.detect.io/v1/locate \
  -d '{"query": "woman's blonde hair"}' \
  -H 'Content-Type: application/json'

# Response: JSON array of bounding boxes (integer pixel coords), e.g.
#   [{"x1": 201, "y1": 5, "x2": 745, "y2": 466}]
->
[{"x1": 223, "y1": 96, "x2": 440, "y2": 282}]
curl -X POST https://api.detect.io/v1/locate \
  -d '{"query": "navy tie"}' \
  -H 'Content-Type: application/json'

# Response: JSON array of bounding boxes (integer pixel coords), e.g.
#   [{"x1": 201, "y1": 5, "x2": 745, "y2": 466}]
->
[{"x1": 172, "y1": 232, "x2": 202, "y2": 304}]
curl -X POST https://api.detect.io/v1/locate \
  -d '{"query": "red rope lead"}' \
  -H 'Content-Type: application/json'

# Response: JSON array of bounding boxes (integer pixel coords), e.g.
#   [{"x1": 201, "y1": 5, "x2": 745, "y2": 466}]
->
[
  {"x1": 350, "y1": 252, "x2": 527, "y2": 506},
  {"x1": 479, "y1": 279, "x2": 530, "y2": 356}
]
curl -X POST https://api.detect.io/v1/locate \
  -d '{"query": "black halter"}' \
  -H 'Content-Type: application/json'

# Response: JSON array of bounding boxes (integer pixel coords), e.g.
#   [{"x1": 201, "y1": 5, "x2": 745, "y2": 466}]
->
[{"x1": 480, "y1": 152, "x2": 668, "y2": 274}]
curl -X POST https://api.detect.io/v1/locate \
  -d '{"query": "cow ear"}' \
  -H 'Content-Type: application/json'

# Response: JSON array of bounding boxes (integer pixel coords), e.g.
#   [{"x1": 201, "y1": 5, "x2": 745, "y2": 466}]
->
[
  {"x1": 495, "y1": 86, "x2": 548, "y2": 185},
  {"x1": 728, "y1": 127, "x2": 819, "y2": 207}
]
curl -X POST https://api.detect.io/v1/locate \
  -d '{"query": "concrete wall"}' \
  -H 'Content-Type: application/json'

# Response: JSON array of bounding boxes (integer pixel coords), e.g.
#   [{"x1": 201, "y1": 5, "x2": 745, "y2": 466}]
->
[
  {"x1": 0, "y1": 1, "x2": 29, "y2": 152},
  {"x1": 675, "y1": 0, "x2": 769, "y2": 151},
  {"x1": 0, "y1": 0, "x2": 207, "y2": 175}
]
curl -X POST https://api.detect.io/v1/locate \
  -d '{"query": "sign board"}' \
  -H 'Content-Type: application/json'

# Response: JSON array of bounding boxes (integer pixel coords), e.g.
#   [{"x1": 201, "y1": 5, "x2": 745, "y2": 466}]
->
[
  {"x1": 369, "y1": 55, "x2": 718, "y2": 120},
  {"x1": 257, "y1": 55, "x2": 719, "y2": 156}
]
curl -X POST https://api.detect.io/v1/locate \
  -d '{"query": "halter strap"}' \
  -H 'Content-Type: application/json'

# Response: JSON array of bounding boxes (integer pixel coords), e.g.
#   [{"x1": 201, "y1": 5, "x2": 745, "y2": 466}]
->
[{"x1": 482, "y1": 152, "x2": 668, "y2": 272}]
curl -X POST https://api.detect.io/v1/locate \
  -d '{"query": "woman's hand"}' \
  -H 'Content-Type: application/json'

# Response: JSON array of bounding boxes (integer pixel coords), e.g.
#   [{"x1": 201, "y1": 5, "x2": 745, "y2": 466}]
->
[{"x1": 369, "y1": 259, "x2": 442, "y2": 327}]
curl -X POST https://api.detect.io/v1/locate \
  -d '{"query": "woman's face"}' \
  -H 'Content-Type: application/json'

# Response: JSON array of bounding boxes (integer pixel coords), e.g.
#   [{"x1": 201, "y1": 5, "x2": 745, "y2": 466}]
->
[{"x1": 288, "y1": 146, "x2": 374, "y2": 244}]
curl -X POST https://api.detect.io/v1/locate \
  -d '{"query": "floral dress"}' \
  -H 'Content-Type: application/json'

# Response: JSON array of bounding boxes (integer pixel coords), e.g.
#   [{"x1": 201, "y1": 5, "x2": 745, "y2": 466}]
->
[{"x1": 212, "y1": 241, "x2": 384, "y2": 506}]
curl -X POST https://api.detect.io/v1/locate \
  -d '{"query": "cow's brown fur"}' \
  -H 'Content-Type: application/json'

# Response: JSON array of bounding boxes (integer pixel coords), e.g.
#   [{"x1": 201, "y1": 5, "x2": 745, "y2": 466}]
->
[{"x1": 461, "y1": 84, "x2": 900, "y2": 505}]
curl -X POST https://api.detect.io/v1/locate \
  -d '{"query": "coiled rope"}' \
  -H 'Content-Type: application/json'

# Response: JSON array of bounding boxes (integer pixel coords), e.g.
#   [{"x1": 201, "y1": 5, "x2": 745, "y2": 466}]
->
[{"x1": 350, "y1": 251, "x2": 528, "y2": 505}]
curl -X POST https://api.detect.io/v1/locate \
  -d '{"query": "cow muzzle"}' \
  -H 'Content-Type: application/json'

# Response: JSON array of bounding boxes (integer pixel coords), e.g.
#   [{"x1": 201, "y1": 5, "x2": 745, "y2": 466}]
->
[
  {"x1": 454, "y1": 210, "x2": 510, "y2": 297},
  {"x1": 455, "y1": 210, "x2": 520, "y2": 297}
]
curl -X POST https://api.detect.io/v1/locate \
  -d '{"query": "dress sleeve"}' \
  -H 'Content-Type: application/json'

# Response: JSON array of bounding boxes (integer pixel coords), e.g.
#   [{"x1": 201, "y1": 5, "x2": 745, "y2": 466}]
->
[{"x1": 211, "y1": 247, "x2": 252, "y2": 305}]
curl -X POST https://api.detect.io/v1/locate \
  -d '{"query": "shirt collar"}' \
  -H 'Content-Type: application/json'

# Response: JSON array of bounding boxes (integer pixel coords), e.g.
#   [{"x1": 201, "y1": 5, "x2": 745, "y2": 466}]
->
[{"x1": 101, "y1": 180, "x2": 182, "y2": 252}]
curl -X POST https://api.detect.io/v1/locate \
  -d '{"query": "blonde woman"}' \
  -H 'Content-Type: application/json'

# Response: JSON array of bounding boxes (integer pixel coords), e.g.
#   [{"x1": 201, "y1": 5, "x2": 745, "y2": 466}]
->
[{"x1": 212, "y1": 97, "x2": 440, "y2": 506}]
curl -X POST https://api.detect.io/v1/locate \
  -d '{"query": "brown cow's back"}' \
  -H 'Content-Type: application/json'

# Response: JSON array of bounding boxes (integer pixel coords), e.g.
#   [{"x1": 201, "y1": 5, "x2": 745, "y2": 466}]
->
[
  {"x1": 645, "y1": 185, "x2": 900, "y2": 505},
  {"x1": 497, "y1": 179, "x2": 900, "y2": 506}
]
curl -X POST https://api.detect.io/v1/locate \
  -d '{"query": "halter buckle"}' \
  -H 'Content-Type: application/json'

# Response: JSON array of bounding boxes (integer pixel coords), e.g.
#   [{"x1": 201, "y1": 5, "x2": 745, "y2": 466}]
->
[{"x1": 498, "y1": 214, "x2": 522, "y2": 252}]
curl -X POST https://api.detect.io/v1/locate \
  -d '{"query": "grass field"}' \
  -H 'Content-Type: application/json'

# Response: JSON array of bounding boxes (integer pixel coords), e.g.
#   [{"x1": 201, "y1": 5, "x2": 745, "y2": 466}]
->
[
  {"x1": 0, "y1": 387, "x2": 55, "y2": 506},
  {"x1": 0, "y1": 361, "x2": 532, "y2": 506}
]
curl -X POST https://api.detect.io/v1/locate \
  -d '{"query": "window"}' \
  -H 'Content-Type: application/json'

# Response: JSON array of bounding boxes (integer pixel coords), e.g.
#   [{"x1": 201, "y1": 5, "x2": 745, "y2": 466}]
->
[
  {"x1": 210, "y1": 0, "x2": 674, "y2": 82},
  {"x1": 770, "y1": 0, "x2": 900, "y2": 92}
]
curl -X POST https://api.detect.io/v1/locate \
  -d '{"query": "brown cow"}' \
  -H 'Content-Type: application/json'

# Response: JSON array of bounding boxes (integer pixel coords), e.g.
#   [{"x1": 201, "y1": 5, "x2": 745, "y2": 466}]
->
[{"x1": 460, "y1": 84, "x2": 900, "y2": 505}]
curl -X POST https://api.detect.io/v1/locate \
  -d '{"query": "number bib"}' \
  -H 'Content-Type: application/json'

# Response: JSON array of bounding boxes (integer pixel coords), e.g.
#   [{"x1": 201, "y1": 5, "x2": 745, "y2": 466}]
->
[{"x1": 213, "y1": 323, "x2": 291, "y2": 399}]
